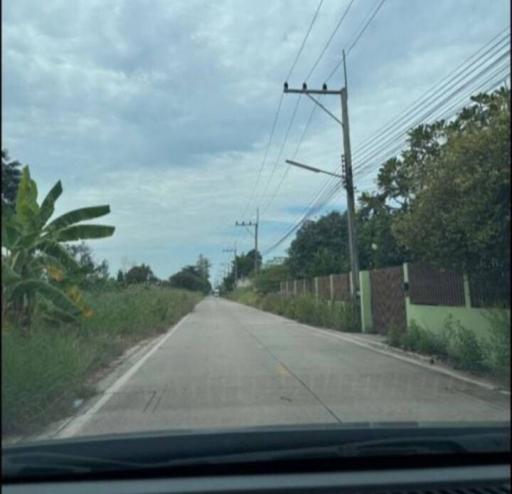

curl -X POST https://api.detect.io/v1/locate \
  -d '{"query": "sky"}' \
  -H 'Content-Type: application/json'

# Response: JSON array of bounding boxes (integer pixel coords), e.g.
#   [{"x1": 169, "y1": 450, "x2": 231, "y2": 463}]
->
[{"x1": 2, "y1": 0, "x2": 510, "y2": 285}]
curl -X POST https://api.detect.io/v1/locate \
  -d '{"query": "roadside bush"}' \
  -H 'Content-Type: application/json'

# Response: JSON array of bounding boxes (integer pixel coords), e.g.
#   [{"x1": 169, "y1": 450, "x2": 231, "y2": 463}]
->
[
  {"x1": 230, "y1": 289, "x2": 360, "y2": 333},
  {"x1": 482, "y1": 310, "x2": 510, "y2": 378},
  {"x1": 331, "y1": 302, "x2": 359, "y2": 332},
  {"x1": 388, "y1": 315, "x2": 507, "y2": 379},
  {"x1": 450, "y1": 323, "x2": 486, "y2": 372}
]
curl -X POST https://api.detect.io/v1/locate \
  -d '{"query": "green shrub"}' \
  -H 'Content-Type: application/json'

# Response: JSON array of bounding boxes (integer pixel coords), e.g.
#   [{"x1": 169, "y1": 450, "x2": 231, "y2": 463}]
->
[
  {"x1": 450, "y1": 322, "x2": 486, "y2": 372},
  {"x1": 482, "y1": 310, "x2": 510, "y2": 378},
  {"x1": 331, "y1": 302, "x2": 359, "y2": 332}
]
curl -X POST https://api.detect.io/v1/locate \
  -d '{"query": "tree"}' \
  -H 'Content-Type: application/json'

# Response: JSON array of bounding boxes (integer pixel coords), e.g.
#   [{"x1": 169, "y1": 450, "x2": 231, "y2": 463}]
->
[
  {"x1": 233, "y1": 249, "x2": 262, "y2": 279},
  {"x1": 65, "y1": 241, "x2": 110, "y2": 286},
  {"x1": 253, "y1": 263, "x2": 289, "y2": 294},
  {"x1": 125, "y1": 264, "x2": 155, "y2": 284},
  {"x1": 169, "y1": 265, "x2": 211, "y2": 294},
  {"x1": 116, "y1": 269, "x2": 124, "y2": 283},
  {"x1": 286, "y1": 211, "x2": 350, "y2": 279},
  {"x1": 356, "y1": 193, "x2": 409, "y2": 270},
  {"x1": 195, "y1": 254, "x2": 211, "y2": 282},
  {"x1": 392, "y1": 88, "x2": 510, "y2": 275},
  {"x1": 1, "y1": 149, "x2": 22, "y2": 208},
  {"x1": 2, "y1": 166, "x2": 115, "y2": 331}
]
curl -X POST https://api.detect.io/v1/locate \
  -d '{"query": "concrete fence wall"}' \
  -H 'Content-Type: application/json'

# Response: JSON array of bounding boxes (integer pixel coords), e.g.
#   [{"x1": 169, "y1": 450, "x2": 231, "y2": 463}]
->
[{"x1": 278, "y1": 262, "x2": 509, "y2": 337}]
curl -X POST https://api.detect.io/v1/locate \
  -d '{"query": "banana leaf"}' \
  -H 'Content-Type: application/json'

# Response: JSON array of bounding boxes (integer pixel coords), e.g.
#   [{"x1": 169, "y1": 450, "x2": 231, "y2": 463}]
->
[{"x1": 45, "y1": 205, "x2": 111, "y2": 232}]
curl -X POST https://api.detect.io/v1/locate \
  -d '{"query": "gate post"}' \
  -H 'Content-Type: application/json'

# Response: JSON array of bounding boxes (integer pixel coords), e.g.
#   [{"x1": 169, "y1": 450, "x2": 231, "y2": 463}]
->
[
  {"x1": 329, "y1": 274, "x2": 334, "y2": 307},
  {"x1": 314, "y1": 277, "x2": 319, "y2": 302}
]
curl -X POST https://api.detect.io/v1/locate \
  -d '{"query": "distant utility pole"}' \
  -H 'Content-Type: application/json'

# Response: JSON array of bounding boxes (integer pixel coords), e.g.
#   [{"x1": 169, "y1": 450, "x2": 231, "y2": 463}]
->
[
  {"x1": 235, "y1": 208, "x2": 260, "y2": 275},
  {"x1": 223, "y1": 244, "x2": 238, "y2": 285},
  {"x1": 283, "y1": 50, "x2": 360, "y2": 305}
]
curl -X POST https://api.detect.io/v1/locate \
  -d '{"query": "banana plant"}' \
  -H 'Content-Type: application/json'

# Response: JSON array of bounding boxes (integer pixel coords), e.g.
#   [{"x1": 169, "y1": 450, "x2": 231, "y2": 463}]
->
[{"x1": 1, "y1": 166, "x2": 115, "y2": 331}]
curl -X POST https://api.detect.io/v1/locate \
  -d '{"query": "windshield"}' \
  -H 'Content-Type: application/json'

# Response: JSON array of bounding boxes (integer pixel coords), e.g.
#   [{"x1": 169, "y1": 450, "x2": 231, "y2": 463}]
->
[{"x1": 1, "y1": 0, "x2": 510, "y2": 466}]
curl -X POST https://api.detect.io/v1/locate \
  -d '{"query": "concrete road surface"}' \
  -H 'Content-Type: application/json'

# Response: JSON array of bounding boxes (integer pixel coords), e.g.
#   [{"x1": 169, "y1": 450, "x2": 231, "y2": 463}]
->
[{"x1": 58, "y1": 297, "x2": 510, "y2": 438}]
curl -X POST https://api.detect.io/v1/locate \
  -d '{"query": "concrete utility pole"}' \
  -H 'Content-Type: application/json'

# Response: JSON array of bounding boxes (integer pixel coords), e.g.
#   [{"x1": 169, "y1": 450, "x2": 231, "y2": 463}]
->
[
  {"x1": 283, "y1": 49, "x2": 360, "y2": 304},
  {"x1": 223, "y1": 244, "x2": 238, "y2": 286},
  {"x1": 235, "y1": 208, "x2": 260, "y2": 275}
]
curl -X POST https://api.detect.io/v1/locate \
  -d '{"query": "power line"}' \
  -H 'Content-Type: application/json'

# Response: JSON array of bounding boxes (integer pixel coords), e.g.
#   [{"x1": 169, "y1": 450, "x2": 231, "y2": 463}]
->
[
  {"x1": 286, "y1": 0, "x2": 325, "y2": 81},
  {"x1": 263, "y1": 35, "x2": 510, "y2": 254},
  {"x1": 241, "y1": 92, "x2": 284, "y2": 218},
  {"x1": 259, "y1": 96, "x2": 302, "y2": 214},
  {"x1": 260, "y1": 99, "x2": 319, "y2": 215},
  {"x1": 325, "y1": 0, "x2": 387, "y2": 82},
  {"x1": 299, "y1": 28, "x2": 509, "y2": 172},
  {"x1": 305, "y1": 0, "x2": 355, "y2": 81},
  {"x1": 242, "y1": 0, "x2": 325, "y2": 219},
  {"x1": 351, "y1": 31, "x2": 509, "y2": 166},
  {"x1": 351, "y1": 48, "x2": 510, "y2": 176},
  {"x1": 300, "y1": 32, "x2": 508, "y2": 180},
  {"x1": 353, "y1": 62, "x2": 511, "y2": 180}
]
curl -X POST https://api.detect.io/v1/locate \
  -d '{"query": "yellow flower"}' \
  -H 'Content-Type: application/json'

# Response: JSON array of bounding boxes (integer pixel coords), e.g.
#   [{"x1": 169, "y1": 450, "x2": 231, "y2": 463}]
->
[
  {"x1": 47, "y1": 265, "x2": 64, "y2": 281},
  {"x1": 83, "y1": 307, "x2": 94, "y2": 319}
]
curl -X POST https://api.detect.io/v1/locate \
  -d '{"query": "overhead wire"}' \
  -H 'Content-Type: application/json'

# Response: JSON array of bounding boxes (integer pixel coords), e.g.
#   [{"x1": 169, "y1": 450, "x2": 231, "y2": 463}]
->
[
  {"x1": 260, "y1": 0, "x2": 357, "y2": 218},
  {"x1": 286, "y1": 0, "x2": 325, "y2": 82},
  {"x1": 260, "y1": 0, "x2": 388, "y2": 237},
  {"x1": 324, "y1": 0, "x2": 387, "y2": 82},
  {"x1": 263, "y1": 29, "x2": 510, "y2": 255},
  {"x1": 249, "y1": 0, "x2": 326, "y2": 217},
  {"x1": 235, "y1": 0, "x2": 326, "y2": 254},
  {"x1": 304, "y1": 0, "x2": 355, "y2": 81}
]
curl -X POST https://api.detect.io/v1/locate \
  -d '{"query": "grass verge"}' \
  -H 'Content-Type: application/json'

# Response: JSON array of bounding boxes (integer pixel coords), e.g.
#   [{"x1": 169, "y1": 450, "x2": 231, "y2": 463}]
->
[
  {"x1": 387, "y1": 314, "x2": 510, "y2": 386},
  {"x1": 228, "y1": 288, "x2": 360, "y2": 332},
  {"x1": 2, "y1": 285, "x2": 202, "y2": 436}
]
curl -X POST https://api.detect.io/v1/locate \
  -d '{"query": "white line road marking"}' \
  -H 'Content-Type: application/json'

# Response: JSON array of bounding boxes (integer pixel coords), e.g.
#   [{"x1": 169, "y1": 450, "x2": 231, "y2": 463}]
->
[{"x1": 55, "y1": 313, "x2": 192, "y2": 439}]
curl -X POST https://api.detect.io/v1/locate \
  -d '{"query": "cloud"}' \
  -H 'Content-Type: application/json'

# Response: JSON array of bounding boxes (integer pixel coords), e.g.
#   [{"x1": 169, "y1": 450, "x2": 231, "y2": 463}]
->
[{"x1": 2, "y1": 0, "x2": 509, "y2": 281}]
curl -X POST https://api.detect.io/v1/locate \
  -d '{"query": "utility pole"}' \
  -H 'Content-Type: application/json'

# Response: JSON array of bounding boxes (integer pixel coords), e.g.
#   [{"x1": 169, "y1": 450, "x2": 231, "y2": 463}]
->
[
  {"x1": 283, "y1": 49, "x2": 360, "y2": 305},
  {"x1": 223, "y1": 244, "x2": 238, "y2": 286},
  {"x1": 235, "y1": 208, "x2": 260, "y2": 276},
  {"x1": 340, "y1": 50, "x2": 360, "y2": 303}
]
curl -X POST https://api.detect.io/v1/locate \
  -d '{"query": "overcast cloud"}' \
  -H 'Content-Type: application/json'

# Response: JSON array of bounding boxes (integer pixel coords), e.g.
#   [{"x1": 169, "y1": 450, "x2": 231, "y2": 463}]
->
[{"x1": 2, "y1": 0, "x2": 509, "y2": 282}]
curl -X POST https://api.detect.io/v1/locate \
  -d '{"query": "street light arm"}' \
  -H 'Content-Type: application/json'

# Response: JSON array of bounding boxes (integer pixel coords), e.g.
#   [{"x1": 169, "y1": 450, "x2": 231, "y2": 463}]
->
[{"x1": 286, "y1": 159, "x2": 342, "y2": 179}]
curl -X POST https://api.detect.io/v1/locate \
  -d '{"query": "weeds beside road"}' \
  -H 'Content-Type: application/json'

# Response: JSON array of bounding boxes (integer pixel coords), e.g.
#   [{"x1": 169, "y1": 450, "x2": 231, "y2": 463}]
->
[
  {"x1": 229, "y1": 288, "x2": 359, "y2": 332},
  {"x1": 2, "y1": 285, "x2": 202, "y2": 436}
]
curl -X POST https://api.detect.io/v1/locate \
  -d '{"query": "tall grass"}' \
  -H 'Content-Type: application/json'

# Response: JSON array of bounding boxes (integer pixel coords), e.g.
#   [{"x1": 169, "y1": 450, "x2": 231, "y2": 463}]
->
[
  {"x1": 229, "y1": 289, "x2": 359, "y2": 332},
  {"x1": 388, "y1": 315, "x2": 510, "y2": 384},
  {"x1": 2, "y1": 285, "x2": 202, "y2": 436}
]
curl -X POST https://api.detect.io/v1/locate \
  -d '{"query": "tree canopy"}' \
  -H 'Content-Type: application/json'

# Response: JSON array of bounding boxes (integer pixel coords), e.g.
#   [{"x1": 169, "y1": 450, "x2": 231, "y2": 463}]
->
[
  {"x1": 125, "y1": 264, "x2": 157, "y2": 284},
  {"x1": 169, "y1": 265, "x2": 211, "y2": 294}
]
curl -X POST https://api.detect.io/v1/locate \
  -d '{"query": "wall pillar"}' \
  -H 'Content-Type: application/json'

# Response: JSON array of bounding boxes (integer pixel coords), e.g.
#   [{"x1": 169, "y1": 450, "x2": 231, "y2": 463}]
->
[
  {"x1": 359, "y1": 270, "x2": 373, "y2": 333},
  {"x1": 463, "y1": 274, "x2": 472, "y2": 308}
]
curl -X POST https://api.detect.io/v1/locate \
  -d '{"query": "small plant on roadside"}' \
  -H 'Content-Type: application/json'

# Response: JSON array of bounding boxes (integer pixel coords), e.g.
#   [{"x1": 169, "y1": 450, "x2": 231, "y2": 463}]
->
[
  {"x1": 450, "y1": 321, "x2": 486, "y2": 372},
  {"x1": 387, "y1": 324, "x2": 403, "y2": 347},
  {"x1": 482, "y1": 310, "x2": 510, "y2": 379}
]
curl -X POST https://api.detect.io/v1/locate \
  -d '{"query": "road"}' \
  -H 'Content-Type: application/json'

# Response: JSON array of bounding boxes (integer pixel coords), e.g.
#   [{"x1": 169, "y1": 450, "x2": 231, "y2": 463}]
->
[{"x1": 59, "y1": 297, "x2": 510, "y2": 438}]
